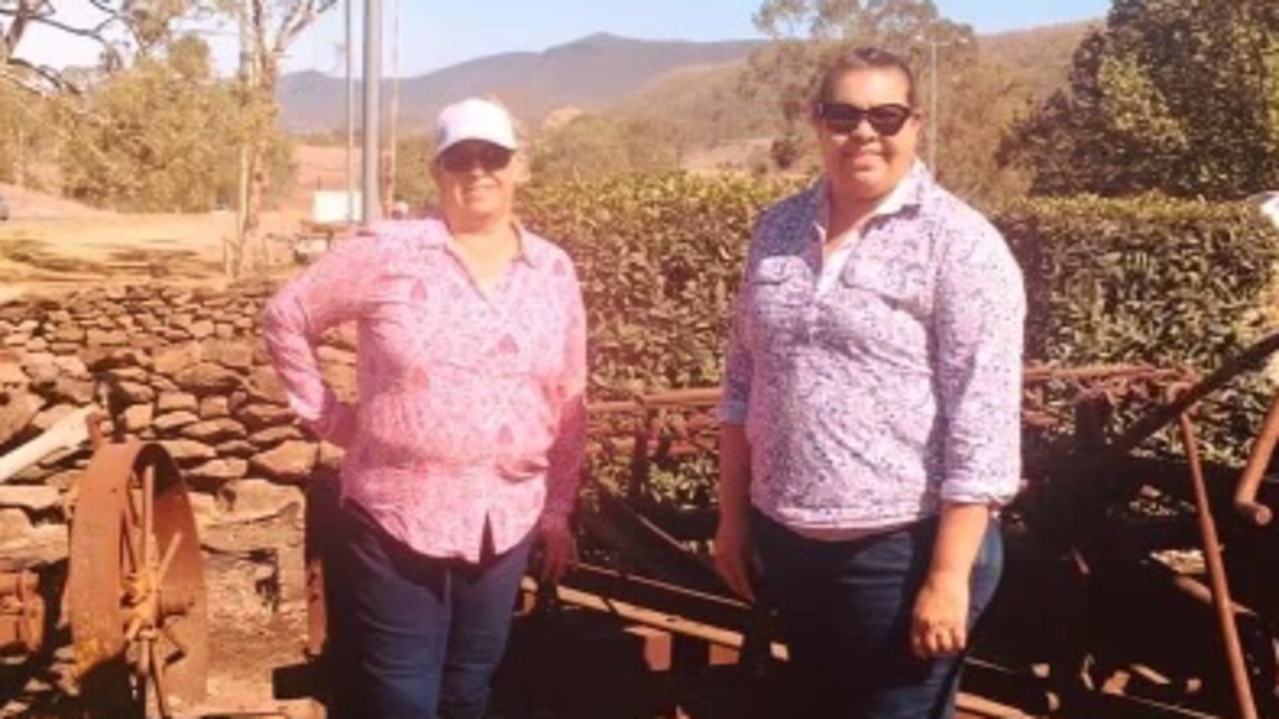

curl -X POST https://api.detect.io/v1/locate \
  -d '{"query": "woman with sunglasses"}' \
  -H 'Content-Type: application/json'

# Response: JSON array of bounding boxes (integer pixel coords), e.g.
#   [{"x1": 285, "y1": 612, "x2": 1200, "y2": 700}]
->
[
  {"x1": 713, "y1": 47, "x2": 1026, "y2": 718},
  {"x1": 262, "y1": 97, "x2": 586, "y2": 719}
]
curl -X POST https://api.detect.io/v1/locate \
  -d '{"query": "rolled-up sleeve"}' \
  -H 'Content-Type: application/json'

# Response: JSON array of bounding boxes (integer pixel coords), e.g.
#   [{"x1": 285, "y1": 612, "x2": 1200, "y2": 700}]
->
[
  {"x1": 260, "y1": 237, "x2": 375, "y2": 447},
  {"x1": 718, "y1": 291, "x2": 752, "y2": 425},
  {"x1": 543, "y1": 260, "x2": 588, "y2": 524},
  {"x1": 933, "y1": 223, "x2": 1026, "y2": 506}
]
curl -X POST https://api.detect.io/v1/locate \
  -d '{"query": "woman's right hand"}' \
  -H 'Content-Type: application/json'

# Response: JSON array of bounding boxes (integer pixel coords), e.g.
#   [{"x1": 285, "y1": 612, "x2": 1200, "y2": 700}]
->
[{"x1": 712, "y1": 513, "x2": 759, "y2": 602}]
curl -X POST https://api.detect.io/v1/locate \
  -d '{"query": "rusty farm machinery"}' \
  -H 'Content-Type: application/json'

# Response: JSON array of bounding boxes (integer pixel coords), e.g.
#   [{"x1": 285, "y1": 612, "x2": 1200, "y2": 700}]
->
[
  {"x1": 6, "y1": 332, "x2": 1279, "y2": 717},
  {"x1": 0, "y1": 400, "x2": 208, "y2": 718},
  {"x1": 274, "y1": 332, "x2": 1279, "y2": 718}
]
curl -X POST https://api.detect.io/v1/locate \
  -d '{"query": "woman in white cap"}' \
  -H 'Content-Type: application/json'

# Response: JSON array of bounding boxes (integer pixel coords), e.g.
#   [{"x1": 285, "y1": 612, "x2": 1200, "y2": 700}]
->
[{"x1": 262, "y1": 97, "x2": 586, "y2": 719}]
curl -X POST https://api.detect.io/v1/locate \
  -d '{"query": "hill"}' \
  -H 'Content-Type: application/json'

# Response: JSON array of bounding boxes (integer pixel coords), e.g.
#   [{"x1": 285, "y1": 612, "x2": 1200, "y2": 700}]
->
[
  {"x1": 279, "y1": 22, "x2": 1096, "y2": 140},
  {"x1": 277, "y1": 33, "x2": 763, "y2": 132},
  {"x1": 979, "y1": 20, "x2": 1098, "y2": 99}
]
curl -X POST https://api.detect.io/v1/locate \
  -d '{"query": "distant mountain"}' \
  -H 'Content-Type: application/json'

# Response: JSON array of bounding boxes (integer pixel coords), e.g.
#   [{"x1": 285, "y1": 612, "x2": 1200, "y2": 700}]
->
[
  {"x1": 279, "y1": 22, "x2": 1097, "y2": 141},
  {"x1": 277, "y1": 33, "x2": 764, "y2": 132},
  {"x1": 979, "y1": 20, "x2": 1097, "y2": 98}
]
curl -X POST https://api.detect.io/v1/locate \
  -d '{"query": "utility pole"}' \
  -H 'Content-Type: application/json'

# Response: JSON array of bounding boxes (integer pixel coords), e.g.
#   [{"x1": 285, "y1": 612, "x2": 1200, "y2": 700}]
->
[
  {"x1": 928, "y1": 39, "x2": 939, "y2": 172},
  {"x1": 233, "y1": 0, "x2": 254, "y2": 277},
  {"x1": 915, "y1": 34, "x2": 967, "y2": 174},
  {"x1": 386, "y1": 0, "x2": 401, "y2": 213},
  {"x1": 344, "y1": 0, "x2": 355, "y2": 226},
  {"x1": 362, "y1": 0, "x2": 382, "y2": 224}
]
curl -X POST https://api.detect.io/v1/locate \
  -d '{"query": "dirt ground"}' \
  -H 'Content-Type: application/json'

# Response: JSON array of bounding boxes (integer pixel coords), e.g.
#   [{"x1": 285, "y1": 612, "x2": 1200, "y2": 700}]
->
[
  {"x1": 0, "y1": 145, "x2": 355, "y2": 300},
  {"x1": 0, "y1": 208, "x2": 309, "y2": 303}
]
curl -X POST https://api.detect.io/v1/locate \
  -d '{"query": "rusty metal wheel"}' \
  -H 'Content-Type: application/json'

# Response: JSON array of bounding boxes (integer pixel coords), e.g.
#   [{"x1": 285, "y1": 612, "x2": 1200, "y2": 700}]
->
[{"x1": 67, "y1": 441, "x2": 208, "y2": 719}]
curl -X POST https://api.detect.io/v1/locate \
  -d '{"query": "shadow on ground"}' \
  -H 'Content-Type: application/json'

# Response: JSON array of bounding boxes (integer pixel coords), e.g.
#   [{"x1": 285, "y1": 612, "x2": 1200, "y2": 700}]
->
[{"x1": 0, "y1": 239, "x2": 222, "y2": 281}]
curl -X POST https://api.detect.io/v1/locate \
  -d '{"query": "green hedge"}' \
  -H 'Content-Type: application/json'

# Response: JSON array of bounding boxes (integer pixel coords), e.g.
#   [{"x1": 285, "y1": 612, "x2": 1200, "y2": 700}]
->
[
  {"x1": 1000, "y1": 196, "x2": 1279, "y2": 464},
  {"x1": 521, "y1": 174, "x2": 794, "y2": 399},
  {"x1": 1001, "y1": 196, "x2": 1279, "y2": 369},
  {"x1": 520, "y1": 176, "x2": 1279, "y2": 464}
]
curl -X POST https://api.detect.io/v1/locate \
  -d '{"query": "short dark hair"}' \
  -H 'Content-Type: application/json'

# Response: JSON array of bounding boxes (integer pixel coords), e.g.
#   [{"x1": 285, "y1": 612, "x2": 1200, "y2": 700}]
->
[{"x1": 814, "y1": 47, "x2": 917, "y2": 108}]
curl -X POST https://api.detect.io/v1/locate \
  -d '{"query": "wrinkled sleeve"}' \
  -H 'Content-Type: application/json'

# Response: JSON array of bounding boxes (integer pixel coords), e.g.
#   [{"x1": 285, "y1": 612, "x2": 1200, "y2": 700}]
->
[
  {"x1": 260, "y1": 236, "x2": 375, "y2": 448},
  {"x1": 933, "y1": 222, "x2": 1026, "y2": 506},
  {"x1": 543, "y1": 259, "x2": 588, "y2": 526}
]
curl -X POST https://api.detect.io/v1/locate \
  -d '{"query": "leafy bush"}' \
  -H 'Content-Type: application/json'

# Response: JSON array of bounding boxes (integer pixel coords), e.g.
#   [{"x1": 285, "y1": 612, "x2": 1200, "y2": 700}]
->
[{"x1": 521, "y1": 173, "x2": 794, "y2": 400}]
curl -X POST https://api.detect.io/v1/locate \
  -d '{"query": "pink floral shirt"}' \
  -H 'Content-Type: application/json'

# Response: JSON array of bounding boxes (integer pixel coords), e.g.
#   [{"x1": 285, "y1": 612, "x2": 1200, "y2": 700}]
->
[{"x1": 262, "y1": 216, "x2": 587, "y2": 561}]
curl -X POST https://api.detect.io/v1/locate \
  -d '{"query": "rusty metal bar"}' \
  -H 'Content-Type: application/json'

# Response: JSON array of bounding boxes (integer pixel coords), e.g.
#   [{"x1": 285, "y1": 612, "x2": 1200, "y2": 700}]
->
[
  {"x1": 1177, "y1": 413, "x2": 1259, "y2": 719},
  {"x1": 1115, "y1": 331, "x2": 1279, "y2": 455},
  {"x1": 1233, "y1": 391, "x2": 1279, "y2": 526},
  {"x1": 1023, "y1": 364, "x2": 1173, "y2": 383},
  {"x1": 638, "y1": 388, "x2": 723, "y2": 408}
]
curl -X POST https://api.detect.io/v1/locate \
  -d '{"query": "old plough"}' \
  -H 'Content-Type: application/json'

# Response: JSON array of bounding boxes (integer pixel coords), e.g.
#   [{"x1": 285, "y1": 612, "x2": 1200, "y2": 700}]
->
[
  {"x1": 273, "y1": 332, "x2": 1279, "y2": 718},
  {"x1": 0, "y1": 396, "x2": 208, "y2": 718}
]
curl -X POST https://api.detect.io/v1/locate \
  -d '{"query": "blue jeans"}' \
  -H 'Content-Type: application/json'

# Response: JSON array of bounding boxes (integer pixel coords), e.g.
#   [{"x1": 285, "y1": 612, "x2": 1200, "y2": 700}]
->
[
  {"x1": 753, "y1": 511, "x2": 1003, "y2": 719},
  {"x1": 328, "y1": 503, "x2": 533, "y2": 719}
]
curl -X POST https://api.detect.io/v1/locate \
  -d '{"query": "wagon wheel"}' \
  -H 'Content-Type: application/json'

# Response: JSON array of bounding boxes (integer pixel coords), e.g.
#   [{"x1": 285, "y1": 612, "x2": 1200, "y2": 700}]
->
[{"x1": 67, "y1": 442, "x2": 208, "y2": 719}]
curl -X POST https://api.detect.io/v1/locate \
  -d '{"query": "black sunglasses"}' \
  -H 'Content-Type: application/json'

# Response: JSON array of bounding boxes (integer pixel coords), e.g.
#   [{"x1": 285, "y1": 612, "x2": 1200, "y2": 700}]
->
[
  {"x1": 438, "y1": 144, "x2": 514, "y2": 174},
  {"x1": 816, "y1": 102, "x2": 914, "y2": 137}
]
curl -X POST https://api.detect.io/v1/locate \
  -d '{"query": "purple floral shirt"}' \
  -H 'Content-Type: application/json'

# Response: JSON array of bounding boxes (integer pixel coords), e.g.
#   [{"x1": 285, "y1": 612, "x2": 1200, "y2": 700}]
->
[{"x1": 720, "y1": 164, "x2": 1026, "y2": 531}]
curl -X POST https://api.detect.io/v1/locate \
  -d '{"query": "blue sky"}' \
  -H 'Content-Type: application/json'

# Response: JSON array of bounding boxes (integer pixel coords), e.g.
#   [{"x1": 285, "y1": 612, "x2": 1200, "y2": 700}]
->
[{"x1": 29, "y1": 0, "x2": 1110, "y2": 77}]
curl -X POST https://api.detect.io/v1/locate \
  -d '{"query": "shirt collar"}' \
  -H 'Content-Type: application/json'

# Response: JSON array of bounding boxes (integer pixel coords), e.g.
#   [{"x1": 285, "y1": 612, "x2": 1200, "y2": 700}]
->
[
  {"x1": 812, "y1": 159, "x2": 931, "y2": 236},
  {"x1": 420, "y1": 214, "x2": 543, "y2": 268}
]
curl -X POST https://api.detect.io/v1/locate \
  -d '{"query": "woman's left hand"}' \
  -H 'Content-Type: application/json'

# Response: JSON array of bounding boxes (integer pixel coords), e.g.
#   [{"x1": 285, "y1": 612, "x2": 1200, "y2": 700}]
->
[
  {"x1": 537, "y1": 519, "x2": 578, "y2": 585},
  {"x1": 910, "y1": 571, "x2": 970, "y2": 660}
]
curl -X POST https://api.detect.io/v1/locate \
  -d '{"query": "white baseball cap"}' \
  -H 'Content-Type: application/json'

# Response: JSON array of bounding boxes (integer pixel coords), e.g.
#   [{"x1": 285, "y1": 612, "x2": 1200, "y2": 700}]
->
[{"x1": 433, "y1": 98, "x2": 518, "y2": 158}]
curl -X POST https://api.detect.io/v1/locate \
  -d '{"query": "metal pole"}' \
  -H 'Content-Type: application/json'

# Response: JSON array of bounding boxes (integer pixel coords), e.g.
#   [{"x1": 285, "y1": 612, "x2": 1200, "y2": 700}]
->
[
  {"x1": 387, "y1": 0, "x2": 401, "y2": 213},
  {"x1": 345, "y1": 0, "x2": 355, "y2": 225},
  {"x1": 233, "y1": 0, "x2": 252, "y2": 276},
  {"x1": 362, "y1": 0, "x2": 382, "y2": 224},
  {"x1": 929, "y1": 39, "x2": 938, "y2": 172},
  {"x1": 1178, "y1": 415, "x2": 1260, "y2": 719}
]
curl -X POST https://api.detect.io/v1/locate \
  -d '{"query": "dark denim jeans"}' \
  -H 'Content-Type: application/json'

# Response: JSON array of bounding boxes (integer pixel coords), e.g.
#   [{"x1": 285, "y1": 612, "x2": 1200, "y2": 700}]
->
[
  {"x1": 753, "y1": 511, "x2": 1003, "y2": 719},
  {"x1": 328, "y1": 503, "x2": 533, "y2": 719}
]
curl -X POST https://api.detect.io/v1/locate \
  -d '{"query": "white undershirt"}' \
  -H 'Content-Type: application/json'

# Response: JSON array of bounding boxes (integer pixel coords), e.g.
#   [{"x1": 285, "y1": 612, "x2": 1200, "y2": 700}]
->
[{"x1": 816, "y1": 228, "x2": 859, "y2": 296}]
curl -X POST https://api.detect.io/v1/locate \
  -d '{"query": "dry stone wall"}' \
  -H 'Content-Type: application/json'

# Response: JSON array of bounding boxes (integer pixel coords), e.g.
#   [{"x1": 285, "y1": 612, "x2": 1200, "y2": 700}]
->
[{"x1": 0, "y1": 282, "x2": 355, "y2": 564}]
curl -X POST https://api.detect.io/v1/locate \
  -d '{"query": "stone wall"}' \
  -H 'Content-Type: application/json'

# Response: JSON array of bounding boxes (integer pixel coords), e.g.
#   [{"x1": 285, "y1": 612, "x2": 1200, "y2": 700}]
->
[{"x1": 0, "y1": 281, "x2": 355, "y2": 562}]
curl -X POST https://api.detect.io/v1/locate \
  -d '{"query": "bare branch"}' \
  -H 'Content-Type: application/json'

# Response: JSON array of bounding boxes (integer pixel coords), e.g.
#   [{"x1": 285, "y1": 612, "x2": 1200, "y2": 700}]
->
[
  {"x1": 3, "y1": 56, "x2": 83, "y2": 93},
  {"x1": 1, "y1": 0, "x2": 131, "y2": 80},
  {"x1": 0, "y1": 0, "x2": 49, "y2": 63},
  {"x1": 275, "y1": 0, "x2": 334, "y2": 51}
]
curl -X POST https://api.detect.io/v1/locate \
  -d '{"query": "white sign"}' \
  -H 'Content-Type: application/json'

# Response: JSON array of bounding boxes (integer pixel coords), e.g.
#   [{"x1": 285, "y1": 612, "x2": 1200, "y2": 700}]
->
[{"x1": 312, "y1": 191, "x2": 362, "y2": 224}]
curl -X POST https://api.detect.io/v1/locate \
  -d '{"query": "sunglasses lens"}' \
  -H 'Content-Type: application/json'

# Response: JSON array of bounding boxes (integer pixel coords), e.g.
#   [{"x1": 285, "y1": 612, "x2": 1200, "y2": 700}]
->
[
  {"x1": 866, "y1": 106, "x2": 911, "y2": 136},
  {"x1": 820, "y1": 103, "x2": 911, "y2": 136},
  {"x1": 440, "y1": 145, "x2": 513, "y2": 173},
  {"x1": 821, "y1": 103, "x2": 862, "y2": 135},
  {"x1": 824, "y1": 119, "x2": 859, "y2": 135}
]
